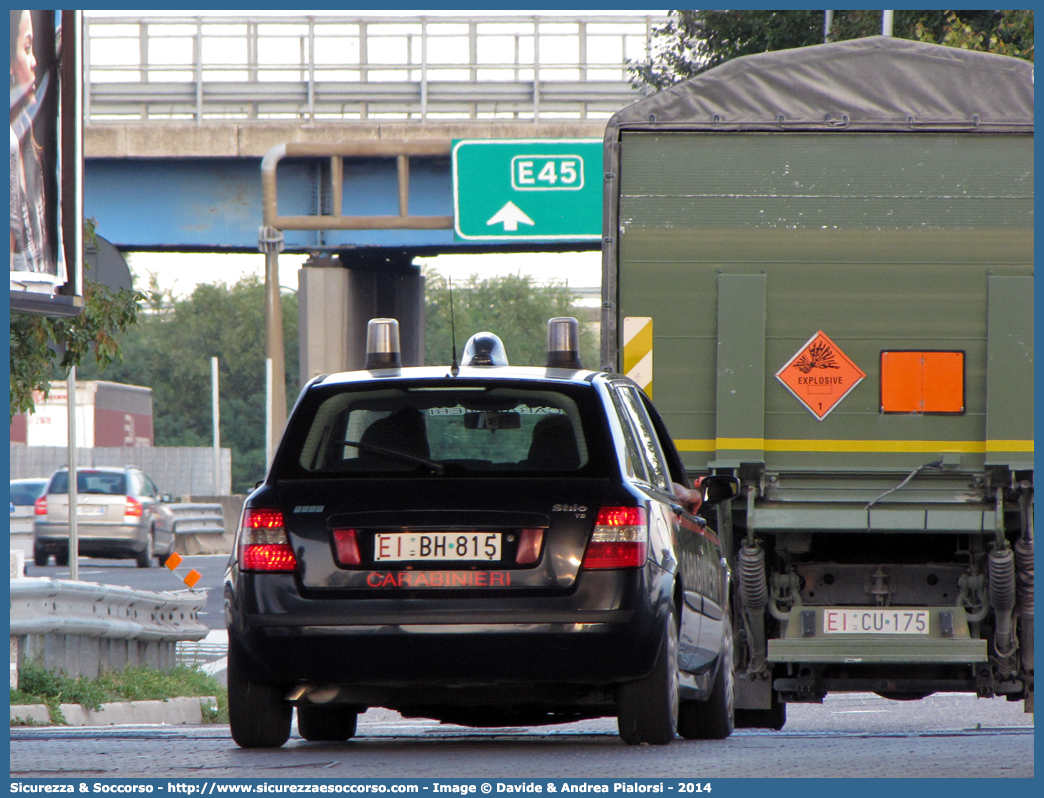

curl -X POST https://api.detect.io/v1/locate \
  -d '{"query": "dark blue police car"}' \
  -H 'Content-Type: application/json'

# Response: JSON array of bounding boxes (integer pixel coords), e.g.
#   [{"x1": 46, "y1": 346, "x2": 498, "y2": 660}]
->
[{"x1": 225, "y1": 318, "x2": 738, "y2": 747}]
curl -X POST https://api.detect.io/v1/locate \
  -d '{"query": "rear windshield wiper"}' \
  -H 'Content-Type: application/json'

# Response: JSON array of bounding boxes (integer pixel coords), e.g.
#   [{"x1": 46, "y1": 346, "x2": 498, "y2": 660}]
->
[{"x1": 340, "y1": 440, "x2": 445, "y2": 474}]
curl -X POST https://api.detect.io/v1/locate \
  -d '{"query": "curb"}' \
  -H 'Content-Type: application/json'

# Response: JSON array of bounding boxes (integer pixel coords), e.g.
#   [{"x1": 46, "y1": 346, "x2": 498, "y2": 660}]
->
[{"x1": 10, "y1": 696, "x2": 217, "y2": 727}]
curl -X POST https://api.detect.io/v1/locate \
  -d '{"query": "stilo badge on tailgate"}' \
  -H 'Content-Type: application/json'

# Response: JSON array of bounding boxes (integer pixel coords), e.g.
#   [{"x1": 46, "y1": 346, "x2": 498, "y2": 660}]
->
[{"x1": 776, "y1": 331, "x2": 866, "y2": 421}]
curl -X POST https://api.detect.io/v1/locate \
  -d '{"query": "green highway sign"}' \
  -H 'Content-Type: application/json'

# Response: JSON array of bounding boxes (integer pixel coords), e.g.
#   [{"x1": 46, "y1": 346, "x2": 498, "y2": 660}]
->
[{"x1": 452, "y1": 139, "x2": 603, "y2": 241}]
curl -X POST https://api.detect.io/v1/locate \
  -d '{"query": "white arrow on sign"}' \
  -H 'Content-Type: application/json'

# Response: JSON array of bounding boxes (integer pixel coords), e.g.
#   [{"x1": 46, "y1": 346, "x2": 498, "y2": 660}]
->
[{"x1": 486, "y1": 201, "x2": 534, "y2": 232}]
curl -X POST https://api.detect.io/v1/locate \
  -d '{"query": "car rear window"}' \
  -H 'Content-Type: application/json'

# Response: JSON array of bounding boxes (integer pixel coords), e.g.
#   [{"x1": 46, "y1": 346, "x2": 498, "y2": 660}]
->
[
  {"x1": 279, "y1": 381, "x2": 609, "y2": 477},
  {"x1": 48, "y1": 471, "x2": 128, "y2": 496},
  {"x1": 9, "y1": 481, "x2": 47, "y2": 506}
]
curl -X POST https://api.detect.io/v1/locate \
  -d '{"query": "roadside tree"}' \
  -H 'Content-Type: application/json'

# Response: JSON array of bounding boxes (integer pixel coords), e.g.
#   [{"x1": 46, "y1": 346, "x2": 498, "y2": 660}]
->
[
  {"x1": 630, "y1": 10, "x2": 1033, "y2": 92},
  {"x1": 10, "y1": 221, "x2": 145, "y2": 421},
  {"x1": 76, "y1": 275, "x2": 299, "y2": 494},
  {"x1": 424, "y1": 269, "x2": 598, "y2": 370}
]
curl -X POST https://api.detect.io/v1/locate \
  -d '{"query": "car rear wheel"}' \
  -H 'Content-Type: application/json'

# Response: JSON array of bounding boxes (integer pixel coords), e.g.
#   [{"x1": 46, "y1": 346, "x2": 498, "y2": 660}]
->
[
  {"x1": 156, "y1": 532, "x2": 175, "y2": 566},
  {"x1": 135, "y1": 532, "x2": 154, "y2": 568},
  {"x1": 228, "y1": 646, "x2": 292, "y2": 748},
  {"x1": 33, "y1": 546, "x2": 49, "y2": 567},
  {"x1": 297, "y1": 705, "x2": 359, "y2": 741},
  {"x1": 616, "y1": 602, "x2": 679, "y2": 745},
  {"x1": 55, "y1": 550, "x2": 69, "y2": 567},
  {"x1": 678, "y1": 616, "x2": 735, "y2": 739}
]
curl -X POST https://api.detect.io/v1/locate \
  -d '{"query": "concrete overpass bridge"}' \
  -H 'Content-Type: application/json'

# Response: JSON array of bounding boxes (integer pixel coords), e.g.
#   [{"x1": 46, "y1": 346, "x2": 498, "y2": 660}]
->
[{"x1": 83, "y1": 13, "x2": 662, "y2": 253}]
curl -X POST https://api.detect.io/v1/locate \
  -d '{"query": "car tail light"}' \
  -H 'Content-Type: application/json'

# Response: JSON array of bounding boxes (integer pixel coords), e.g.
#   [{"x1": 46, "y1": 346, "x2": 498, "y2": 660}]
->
[
  {"x1": 124, "y1": 497, "x2": 143, "y2": 517},
  {"x1": 332, "y1": 528, "x2": 361, "y2": 566},
  {"x1": 515, "y1": 528, "x2": 545, "y2": 565},
  {"x1": 240, "y1": 508, "x2": 297, "y2": 572},
  {"x1": 582, "y1": 506, "x2": 647, "y2": 569},
  {"x1": 34, "y1": 496, "x2": 47, "y2": 515}
]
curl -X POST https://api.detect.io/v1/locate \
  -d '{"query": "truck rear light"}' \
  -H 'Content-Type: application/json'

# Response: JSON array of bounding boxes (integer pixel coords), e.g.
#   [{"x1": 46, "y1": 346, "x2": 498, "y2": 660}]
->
[
  {"x1": 124, "y1": 497, "x2": 143, "y2": 517},
  {"x1": 240, "y1": 508, "x2": 297, "y2": 572},
  {"x1": 332, "y1": 528, "x2": 361, "y2": 566},
  {"x1": 34, "y1": 496, "x2": 47, "y2": 515},
  {"x1": 515, "y1": 528, "x2": 545, "y2": 565},
  {"x1": 582, "y1": 506, "x2": 647, "y2": 569}
]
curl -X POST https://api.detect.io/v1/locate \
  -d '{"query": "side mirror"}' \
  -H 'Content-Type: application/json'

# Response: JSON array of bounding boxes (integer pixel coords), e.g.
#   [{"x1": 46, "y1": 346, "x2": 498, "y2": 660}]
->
[
  {"x1": 698, "y1": 475, "x2": 740, "y2": 507},
  {"x1": 161, "y1": 494, "x2": 174, "y2": 504}
]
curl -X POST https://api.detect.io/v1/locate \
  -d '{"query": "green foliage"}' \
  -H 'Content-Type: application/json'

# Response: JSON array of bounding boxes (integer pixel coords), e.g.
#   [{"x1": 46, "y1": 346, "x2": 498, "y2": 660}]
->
[
  {"x1": 914, "y1": 10, "x2": 1034, "y2": 60},
  {"x1": 424, "y1": 269, "x2": 599, "y2": 371},
  {"x1": 630, "y1": 10, "x2": 1034, "y2": 91},
  {"x1": 77, "y1": 274, "x2": 299, "y2": 494},
  {"x1": 9, "y1": 220, "x2": 147, "y2": 421},
  {"x1": 10, "y1": 662, "x2": 228, "y2": 725},
  {"x1": 630, "y1": 10, "x2": 824, "y2": 92}
]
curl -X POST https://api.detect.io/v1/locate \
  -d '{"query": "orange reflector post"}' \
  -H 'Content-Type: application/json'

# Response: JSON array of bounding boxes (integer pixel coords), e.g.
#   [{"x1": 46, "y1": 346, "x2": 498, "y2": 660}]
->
[{"x1": 163, "y1": 551, "x2": 205, "y2": 590}]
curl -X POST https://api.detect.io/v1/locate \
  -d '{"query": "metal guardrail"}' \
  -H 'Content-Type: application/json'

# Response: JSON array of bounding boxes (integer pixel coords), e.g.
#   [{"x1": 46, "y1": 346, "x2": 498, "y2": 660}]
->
[
  {"x1": 10, "y1": 578, "x2": 209, "y2": 640},
  {"x1": 168, "y1": 503, "x2": 225, "y2": 535},
  {"x1": 84, "y1": 14, "x2": 664, "y2": 123},
  {"x1": 10, "y1": 578, "x2": 209, "y2": 682}
]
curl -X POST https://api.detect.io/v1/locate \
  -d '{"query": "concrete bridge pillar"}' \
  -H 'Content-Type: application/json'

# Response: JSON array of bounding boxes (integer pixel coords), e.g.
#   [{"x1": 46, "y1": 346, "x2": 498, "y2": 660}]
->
[{"x1": 298, "y1": 252, "x2": 424, "y2": 387}]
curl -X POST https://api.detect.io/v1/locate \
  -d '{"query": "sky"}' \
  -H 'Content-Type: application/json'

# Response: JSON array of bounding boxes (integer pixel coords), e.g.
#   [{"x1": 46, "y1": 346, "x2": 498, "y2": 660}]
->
[{"x1": 125, "y1": 250, "x2": 604, "y2": 301}]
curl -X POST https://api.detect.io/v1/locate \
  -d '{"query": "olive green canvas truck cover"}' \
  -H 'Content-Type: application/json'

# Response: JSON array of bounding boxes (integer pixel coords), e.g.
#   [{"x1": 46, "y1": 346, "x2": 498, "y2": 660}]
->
[{"x1": 602, "y1": 36, "x2": 1033, "y2": 724}]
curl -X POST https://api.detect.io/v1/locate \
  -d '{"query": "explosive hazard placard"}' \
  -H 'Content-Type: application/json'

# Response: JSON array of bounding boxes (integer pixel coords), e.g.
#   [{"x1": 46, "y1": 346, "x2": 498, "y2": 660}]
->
[{"x1": 776, "y1": 330, "x2": 866, "y2": 420}]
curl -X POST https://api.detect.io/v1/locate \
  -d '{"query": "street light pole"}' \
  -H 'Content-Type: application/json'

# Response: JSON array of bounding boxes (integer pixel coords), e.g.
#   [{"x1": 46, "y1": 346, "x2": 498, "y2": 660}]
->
[
  {"x1": 68, "y1": 366, "x2": 78, "y2": 582},
  {"x1": 259, "y1": 225, "x2": 287, "y2": 451}
]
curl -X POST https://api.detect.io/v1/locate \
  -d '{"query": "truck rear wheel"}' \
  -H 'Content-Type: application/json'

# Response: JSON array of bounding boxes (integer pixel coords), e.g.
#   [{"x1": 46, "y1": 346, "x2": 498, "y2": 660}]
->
[
  {"x1": 297, "y1": 705, "x2": 358, "y2": 741},
  {"x1": 617, "y1": 603, "x2": 679, "y2": 745},
  {"x1": 33, "y1": 546, "x2": 48, "y2": 567},
  {"x1": 228, "y1": 646, "x2": 291, "y2": 748}
]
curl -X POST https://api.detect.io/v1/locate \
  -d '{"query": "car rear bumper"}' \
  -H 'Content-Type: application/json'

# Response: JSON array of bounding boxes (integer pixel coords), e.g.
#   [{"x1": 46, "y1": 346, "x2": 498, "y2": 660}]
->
[
  {"x1": 34, "y1": 522, "x2": 147, "y2": 556},
  {"x1": 227, "y1": 568, "x2": 672, "y2": 689},
  {"x1": 35, "y1": 521, "x2": 144, "y2": 541}
]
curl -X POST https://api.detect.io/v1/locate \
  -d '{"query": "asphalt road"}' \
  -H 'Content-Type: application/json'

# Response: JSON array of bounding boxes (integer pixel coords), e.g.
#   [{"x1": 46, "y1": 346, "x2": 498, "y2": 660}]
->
[
  {"x1": 9, "y1": 693, "x2": 1033, "y2": 779},
  {"x1": 18, "y1": 555, "x2": 1034, "y2": 780},
  {"x1": 25, "y1": 553, "x2": 230, "y2": 629}
]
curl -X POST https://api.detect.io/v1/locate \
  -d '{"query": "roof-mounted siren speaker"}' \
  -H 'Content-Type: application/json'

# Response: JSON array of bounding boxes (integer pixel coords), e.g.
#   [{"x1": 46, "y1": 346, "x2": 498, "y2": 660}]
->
[
  {"x1": 546, "y1": 317, "x2": 582, "y2": 369},
  {"x1": 365, "y1": 318, "x2": 402, "y2": 370},
  {"x1": 461, "y1": 332, "x2": 509, "y2": 367}
]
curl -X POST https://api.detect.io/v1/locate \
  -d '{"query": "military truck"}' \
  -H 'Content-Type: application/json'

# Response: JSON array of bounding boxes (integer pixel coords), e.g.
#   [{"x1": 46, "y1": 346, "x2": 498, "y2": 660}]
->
[{"x1": 600, "y1": 36, "x2": 1033, "y2": 727}]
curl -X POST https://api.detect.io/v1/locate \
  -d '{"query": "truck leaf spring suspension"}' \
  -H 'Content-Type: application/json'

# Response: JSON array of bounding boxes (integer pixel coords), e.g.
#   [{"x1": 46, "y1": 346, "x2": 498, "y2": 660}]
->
[
  {"x1": 988, "y1": 546, "x2": 1017, "y2": 660},
  {"x1": 738, "y1": 544, "x2": 769, "y2": 672},
  {"x1": 1014, "y1": 537, "x2": 1034, "y2": 617},
  {"x1": 738, "y1": 544, "x2": 768, "y2": 611}
]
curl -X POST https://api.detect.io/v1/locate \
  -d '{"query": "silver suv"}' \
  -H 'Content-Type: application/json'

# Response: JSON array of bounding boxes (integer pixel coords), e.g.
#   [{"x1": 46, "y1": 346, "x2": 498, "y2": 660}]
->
[{"x1": 33, "y1": 466, "x2": 176, "y2": 568}]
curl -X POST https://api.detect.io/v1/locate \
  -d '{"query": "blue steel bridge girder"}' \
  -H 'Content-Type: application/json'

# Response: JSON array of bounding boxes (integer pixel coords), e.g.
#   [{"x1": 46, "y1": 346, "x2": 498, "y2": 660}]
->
[{"x1": 84, "y1": 154, "x2": 460, "y2": 253}]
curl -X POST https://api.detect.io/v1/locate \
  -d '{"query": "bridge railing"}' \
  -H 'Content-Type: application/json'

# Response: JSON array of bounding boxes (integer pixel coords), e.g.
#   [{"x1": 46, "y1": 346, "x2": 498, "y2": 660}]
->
[{"x1": 84, "y1": 14, "x2": 666, "y2": 124}]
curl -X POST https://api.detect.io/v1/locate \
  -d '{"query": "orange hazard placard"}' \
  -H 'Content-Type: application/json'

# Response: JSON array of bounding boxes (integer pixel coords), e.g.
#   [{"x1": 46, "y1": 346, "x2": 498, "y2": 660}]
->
[{"x1": 776, "y1": 331, "x2": 865, "y2": 420}]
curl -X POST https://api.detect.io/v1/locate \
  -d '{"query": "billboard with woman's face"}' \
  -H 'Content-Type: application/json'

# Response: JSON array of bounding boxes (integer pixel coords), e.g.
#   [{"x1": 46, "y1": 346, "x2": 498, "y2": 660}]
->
[{"x1": 10, "y1": 9, "x2": 81, "y2": 317}]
